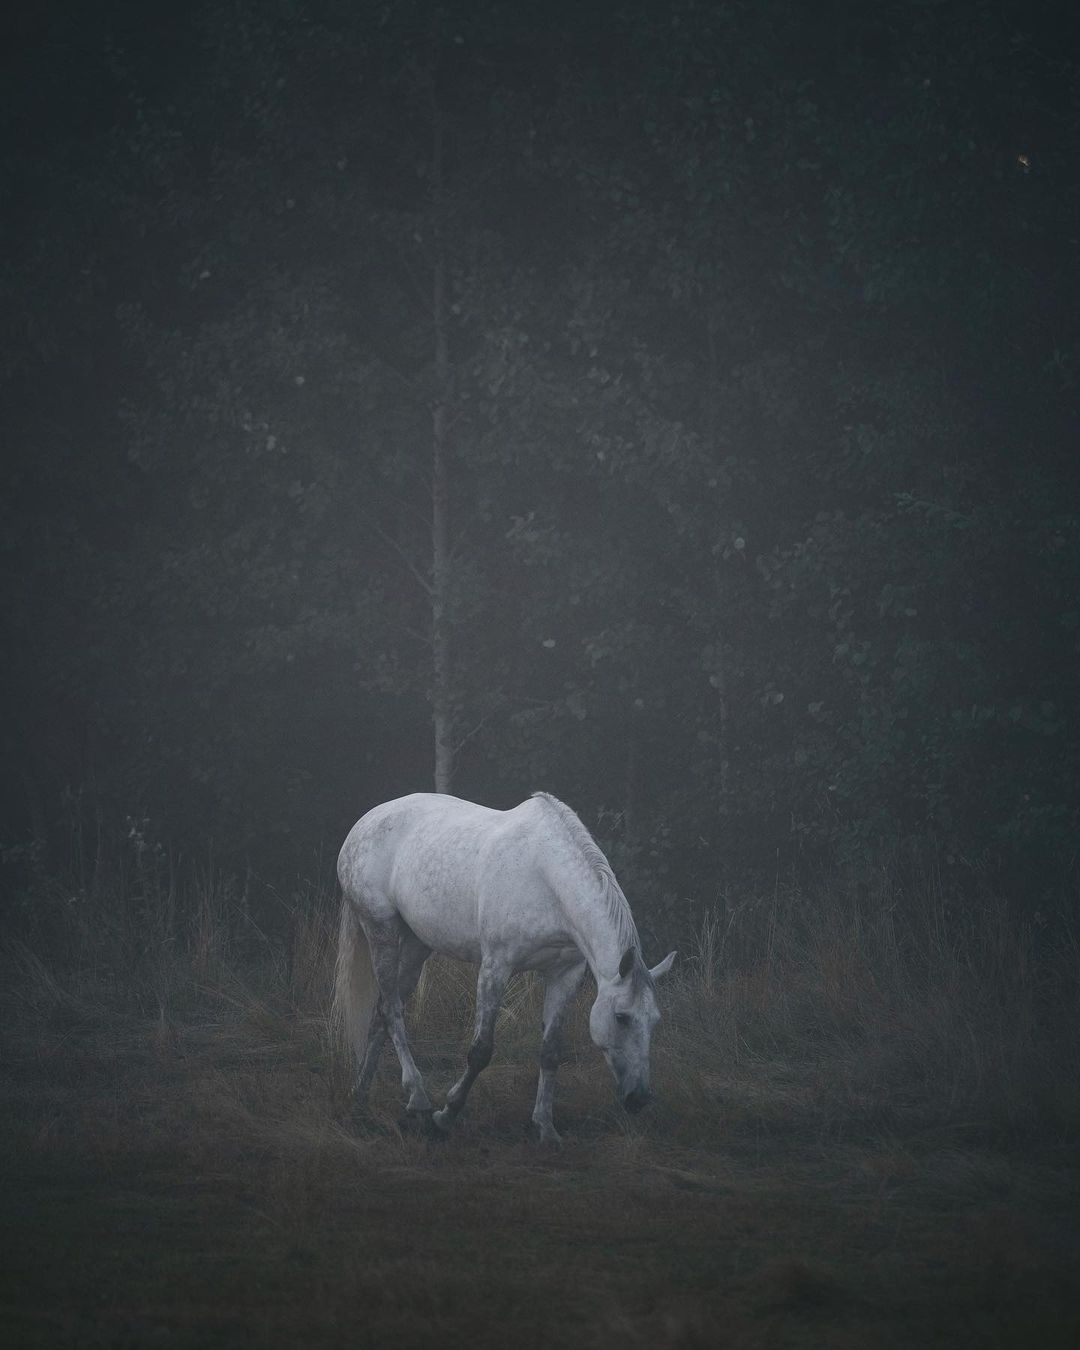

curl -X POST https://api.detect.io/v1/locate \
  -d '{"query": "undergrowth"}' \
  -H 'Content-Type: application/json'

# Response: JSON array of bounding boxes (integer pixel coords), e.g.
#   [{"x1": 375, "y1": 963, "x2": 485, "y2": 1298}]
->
[
  {"x1": 3, "y1": 850, "x2": 1077, "y2": 1149},
  {"x1": 3, "y1": 851, "x2": 1079, "y2": 1348}
]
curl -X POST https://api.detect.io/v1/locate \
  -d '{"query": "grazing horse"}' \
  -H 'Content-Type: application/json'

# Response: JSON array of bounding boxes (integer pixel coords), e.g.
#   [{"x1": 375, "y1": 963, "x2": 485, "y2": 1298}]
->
[{"x1": 334, "y1": 791, "x2": 675, "y2": 1142}]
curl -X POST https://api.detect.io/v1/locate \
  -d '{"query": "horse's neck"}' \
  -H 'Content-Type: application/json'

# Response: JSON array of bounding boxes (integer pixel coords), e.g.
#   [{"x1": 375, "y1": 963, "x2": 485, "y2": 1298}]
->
[
  {"x1": 556, "y1": 871, "x2": 630, "y2": 982},
  {"x1": 572, "y1": 916, "x2": 625, "y2": 983}
]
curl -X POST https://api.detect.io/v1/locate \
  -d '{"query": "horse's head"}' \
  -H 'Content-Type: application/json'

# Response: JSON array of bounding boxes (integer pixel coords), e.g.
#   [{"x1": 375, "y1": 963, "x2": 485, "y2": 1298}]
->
[{"x1": 589, "y1": 947, "x2": 676, "y2": 1112}]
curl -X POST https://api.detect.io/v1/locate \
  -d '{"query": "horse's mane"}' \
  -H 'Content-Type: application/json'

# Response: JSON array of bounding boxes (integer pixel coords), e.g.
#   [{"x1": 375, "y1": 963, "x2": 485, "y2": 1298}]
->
[{"x1": 530, "y1": 792, "x2": 641, "y2": 956}]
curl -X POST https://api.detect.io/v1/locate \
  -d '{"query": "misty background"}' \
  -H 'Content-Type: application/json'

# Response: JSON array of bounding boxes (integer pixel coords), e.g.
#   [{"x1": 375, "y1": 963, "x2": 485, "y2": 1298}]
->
[
  {"x1": 4, "y1": 0, "x2": 1078, "y2": 927},
  {"x1": 4, "y1": 7, "x2": 1080, "y2": 1346}
]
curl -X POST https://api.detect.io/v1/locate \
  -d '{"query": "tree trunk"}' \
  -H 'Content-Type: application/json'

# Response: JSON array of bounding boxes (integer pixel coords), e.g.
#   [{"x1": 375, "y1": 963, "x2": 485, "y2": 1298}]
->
[
  {"x1": 706, "y1": 306, "x2": 731, "y2": 801},
  {"x1": 713, "y1": 653, "x2": 731, "y2": 798},
  {"x1": 430, "y1": 88, "x2": 454, "y2": 794},
  {"x1": 431, "y1": 392, "x2": 453, "y2": 793},
  {"x1": 624, "y1": 724, "x2": 638, "y2": 839}
]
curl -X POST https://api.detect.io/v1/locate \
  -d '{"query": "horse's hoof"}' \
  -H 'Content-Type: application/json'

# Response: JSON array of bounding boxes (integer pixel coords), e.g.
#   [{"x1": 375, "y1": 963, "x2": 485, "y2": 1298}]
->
[
  {"x1": 431, "y1": 1106, "x2": 454, "y2": 1133},
  {"x1": 535, "y1": 1125, "x2": 563, "y2": 1147}
]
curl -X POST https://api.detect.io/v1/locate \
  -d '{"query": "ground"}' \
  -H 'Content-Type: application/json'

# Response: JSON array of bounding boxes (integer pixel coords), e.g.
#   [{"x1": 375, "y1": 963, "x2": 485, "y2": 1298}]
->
[{"x1": 2, "y1": 957, "x2": 1078, "y2": 1350}]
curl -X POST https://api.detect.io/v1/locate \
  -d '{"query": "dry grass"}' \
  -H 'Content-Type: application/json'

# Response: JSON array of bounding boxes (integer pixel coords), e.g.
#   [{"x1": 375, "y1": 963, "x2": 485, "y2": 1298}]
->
[{"x1": 1, "y1": 863, "x2": 1078, "y2": 1348}]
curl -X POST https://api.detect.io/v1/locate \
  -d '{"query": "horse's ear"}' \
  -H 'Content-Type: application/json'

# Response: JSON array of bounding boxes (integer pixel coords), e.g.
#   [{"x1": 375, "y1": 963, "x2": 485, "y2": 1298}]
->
[
  {"x1": 618, "y1": 947, "x2": 636, "y2": 980},
  {"x1": 649, "y1": 951, "x2": 676, "y2": 980}
]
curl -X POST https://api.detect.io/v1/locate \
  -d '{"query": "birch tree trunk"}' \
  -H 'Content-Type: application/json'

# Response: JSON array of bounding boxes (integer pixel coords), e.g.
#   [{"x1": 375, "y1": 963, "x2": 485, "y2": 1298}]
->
[
  {"x1": 706, "y1": 306, "x2": 731, "y2": 800},
  {"x1": 430, "y1": 89, "x2": 454, "y2": 794}
]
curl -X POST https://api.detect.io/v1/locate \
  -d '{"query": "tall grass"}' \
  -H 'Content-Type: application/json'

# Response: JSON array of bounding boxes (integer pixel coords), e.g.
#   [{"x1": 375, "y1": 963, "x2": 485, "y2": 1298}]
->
[
  {"x1": 3, "y1": 843, "x2": 1077, "y2": 1147},
  {"x1": 4, "y1": 844, "x2": 1078, "y2": 1350},
  {"x1": 660, "y1": 866, "x2": 1080, "y2": 1146},
  {"x1": 2, "y1": 850, "x2": 339, "y2": 1037}
]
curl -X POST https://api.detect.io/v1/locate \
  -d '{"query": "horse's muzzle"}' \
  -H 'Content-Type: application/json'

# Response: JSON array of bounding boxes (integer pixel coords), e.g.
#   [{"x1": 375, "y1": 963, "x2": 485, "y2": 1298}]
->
[{"x1": 621, "y1": 1085, "x2": 653, "y2": 1114}]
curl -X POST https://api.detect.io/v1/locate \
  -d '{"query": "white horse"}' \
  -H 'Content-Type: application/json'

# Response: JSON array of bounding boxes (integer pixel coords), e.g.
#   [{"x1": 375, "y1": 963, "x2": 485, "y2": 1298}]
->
[{"x1": 334, "y1": 791, "x2": 675, "y2": 1142}]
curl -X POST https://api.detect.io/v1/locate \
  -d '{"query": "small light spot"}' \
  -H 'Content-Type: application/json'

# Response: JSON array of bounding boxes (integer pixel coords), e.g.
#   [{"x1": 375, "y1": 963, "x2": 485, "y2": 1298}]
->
[{"x1": 541, "y1": 638, "x2": 556, "y2": 648}]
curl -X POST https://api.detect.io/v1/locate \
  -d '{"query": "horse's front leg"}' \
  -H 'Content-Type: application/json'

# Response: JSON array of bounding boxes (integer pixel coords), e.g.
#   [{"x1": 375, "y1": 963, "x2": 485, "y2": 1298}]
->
[
  {"x1": 532, "y1": 959, "x2": 587, "y2": 1145},
  {"x1": 432, "y1": 957, "x2": 511, "y2": 1132}
]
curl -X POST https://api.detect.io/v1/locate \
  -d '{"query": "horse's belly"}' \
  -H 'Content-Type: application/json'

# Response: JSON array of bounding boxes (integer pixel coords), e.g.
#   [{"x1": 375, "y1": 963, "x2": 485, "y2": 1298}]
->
[
  {"x1": 519, "y1": 942, "x2": 582, "y2": 973},
  {"x1": 390, "y1": 881, "x2": 484, "y2": 964}
]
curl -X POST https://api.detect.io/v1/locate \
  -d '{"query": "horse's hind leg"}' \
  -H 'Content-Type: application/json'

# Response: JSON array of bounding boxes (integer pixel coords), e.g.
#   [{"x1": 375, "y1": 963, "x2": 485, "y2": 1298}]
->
[
  {"x1": 367, "y1": 917, "x2": 434, "y2": 1115},
  {"x1": 354, "y1": 933, "x2": 430, "y2": 1104},
  {"x1": 354, "y1": 999, "x2": 388, "y2": 1103},
  {"x1": 532, "y1": 959, "x2": 586, "y2": 1144},
  {"x1": 432, "y1": 955, "x2": 511, "y2": 1132}
]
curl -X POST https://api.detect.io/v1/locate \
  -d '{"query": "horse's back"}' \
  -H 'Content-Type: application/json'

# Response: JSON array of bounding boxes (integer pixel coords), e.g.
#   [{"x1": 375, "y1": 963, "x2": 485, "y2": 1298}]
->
[
  {"x1": 338, "y1": 794, "x2": 545, "y2": 961},
  {"x1": 339, "y1": 793, "x2": 499, "y2": 885}
]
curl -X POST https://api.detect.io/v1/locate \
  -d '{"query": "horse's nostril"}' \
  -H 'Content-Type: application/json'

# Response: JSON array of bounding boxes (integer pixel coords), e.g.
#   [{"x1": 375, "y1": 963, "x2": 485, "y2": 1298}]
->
[{"x1": 623, "y1": 1087, "x2": 652, "y2": 1114}]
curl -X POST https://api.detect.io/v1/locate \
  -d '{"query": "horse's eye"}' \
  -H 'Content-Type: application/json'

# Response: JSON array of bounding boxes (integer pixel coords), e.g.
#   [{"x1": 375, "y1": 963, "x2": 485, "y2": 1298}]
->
[{"x1": 615, "y1": 1012, "x2": 632, "y2": 1028}]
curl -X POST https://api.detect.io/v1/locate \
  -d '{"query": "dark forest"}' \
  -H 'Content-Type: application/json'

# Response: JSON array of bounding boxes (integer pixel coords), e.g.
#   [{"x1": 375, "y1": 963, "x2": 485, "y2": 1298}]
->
[{"x1": 3, "y1": 2, "x2": 1079, "y2": 1346}]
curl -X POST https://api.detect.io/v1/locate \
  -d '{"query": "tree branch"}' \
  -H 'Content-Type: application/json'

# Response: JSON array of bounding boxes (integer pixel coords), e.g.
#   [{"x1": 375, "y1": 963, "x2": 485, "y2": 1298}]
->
[{"x1": 363, "y1": 514, "x2": 434, "y2": 598}]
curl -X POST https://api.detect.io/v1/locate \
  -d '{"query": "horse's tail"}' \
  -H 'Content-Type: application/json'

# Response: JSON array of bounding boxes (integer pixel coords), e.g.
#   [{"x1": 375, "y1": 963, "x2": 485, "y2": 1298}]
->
[{"x1": 332, "y1": 897, "x2": 376, "y2": 1060}]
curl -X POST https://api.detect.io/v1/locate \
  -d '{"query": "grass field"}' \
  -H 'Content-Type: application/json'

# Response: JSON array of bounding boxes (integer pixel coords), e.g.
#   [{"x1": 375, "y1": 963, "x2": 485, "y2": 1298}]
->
[{"x1": 2, "y1": 865, "x2": 1078, "y2": 1348}]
